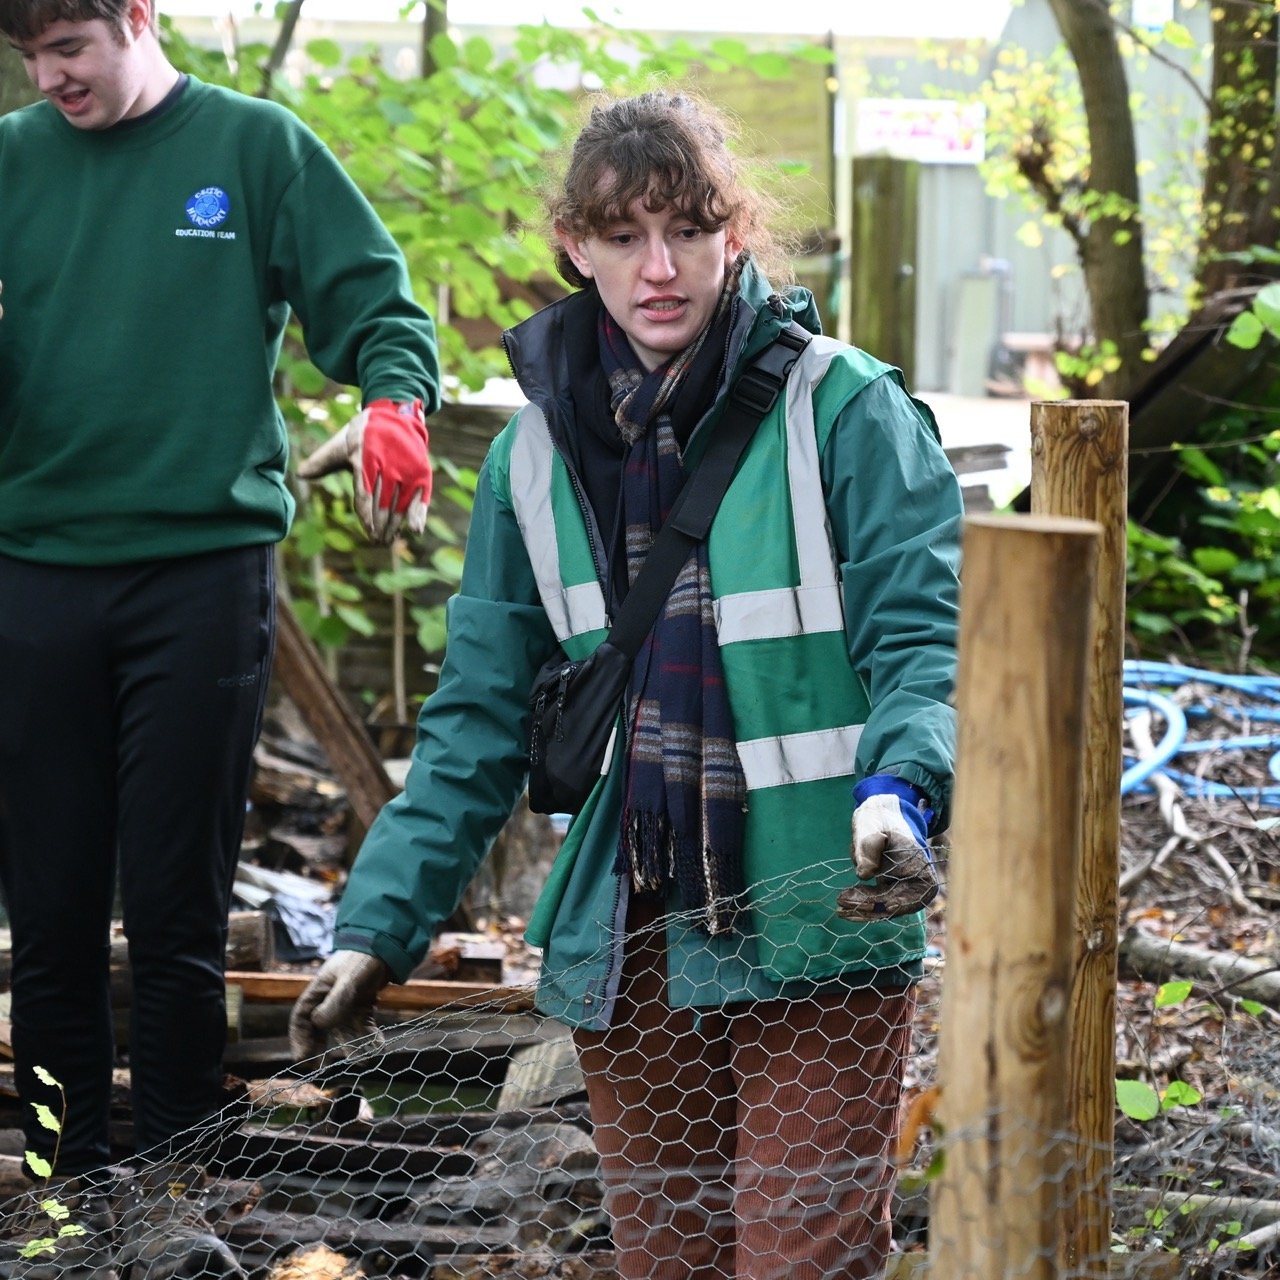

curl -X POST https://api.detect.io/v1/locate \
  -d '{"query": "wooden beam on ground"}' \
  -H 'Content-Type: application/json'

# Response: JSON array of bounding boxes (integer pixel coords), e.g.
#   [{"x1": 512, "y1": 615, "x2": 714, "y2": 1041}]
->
[
  {"x1": 886, "y1": 1254, "x2": 1183, "y2": 1279},
  {"x1": 224, "y1": 971, "x2": 535, "y2": 1014},
  {"x1": 0, "y1": 912, "x2": 274, "y2": 995}
]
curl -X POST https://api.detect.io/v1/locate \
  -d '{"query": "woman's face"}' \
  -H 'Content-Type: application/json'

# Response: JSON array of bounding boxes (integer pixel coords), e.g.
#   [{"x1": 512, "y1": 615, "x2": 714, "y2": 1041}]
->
[{"x1": 558, "y1": 196, "x2": 743, "y2": 373}]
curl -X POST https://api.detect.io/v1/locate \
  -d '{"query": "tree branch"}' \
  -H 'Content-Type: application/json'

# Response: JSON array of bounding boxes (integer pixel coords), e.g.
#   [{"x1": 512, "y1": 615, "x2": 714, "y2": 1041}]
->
[
  {"x1": 1111, "y1": 15, "x2": 1211, "y2": 110},
  {"x1": 259, "y1": 0, "x2": 306, "y2": 100}
]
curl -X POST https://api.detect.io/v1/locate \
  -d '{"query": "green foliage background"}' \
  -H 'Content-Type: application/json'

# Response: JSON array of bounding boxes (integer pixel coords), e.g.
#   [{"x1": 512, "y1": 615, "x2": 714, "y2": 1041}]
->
[{"x1": 161, "y1": 11, "x2": 824, "y2": 709}]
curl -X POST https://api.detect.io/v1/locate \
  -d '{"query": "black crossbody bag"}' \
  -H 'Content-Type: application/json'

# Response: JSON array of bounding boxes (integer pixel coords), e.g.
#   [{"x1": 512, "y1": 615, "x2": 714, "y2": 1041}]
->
[{"x1": 527, "y1": 322, "x2": 812, "y2": 816}]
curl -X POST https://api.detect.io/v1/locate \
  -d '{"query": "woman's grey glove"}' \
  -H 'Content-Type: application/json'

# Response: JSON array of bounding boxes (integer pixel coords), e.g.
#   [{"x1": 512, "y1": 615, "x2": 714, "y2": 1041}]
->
[{"x1": 288, "y1": 949, "x2": 390, "y2": 1061}]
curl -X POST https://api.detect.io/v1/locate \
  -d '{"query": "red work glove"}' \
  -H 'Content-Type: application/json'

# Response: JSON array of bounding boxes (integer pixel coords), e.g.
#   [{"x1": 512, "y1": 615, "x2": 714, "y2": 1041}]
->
[{"x1": 298, "y1": 398, "x2": 432, "y2": 544}]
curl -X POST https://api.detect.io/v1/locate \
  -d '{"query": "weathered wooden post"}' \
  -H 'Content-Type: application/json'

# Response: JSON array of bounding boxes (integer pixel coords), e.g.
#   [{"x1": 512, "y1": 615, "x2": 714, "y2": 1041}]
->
[
  {"x1": 931, "y1": 514, "x2": 1100, "y2": 1280},
  {"x1": 1031, "y1": 400, "x2": 1129, "y2": 1275}
]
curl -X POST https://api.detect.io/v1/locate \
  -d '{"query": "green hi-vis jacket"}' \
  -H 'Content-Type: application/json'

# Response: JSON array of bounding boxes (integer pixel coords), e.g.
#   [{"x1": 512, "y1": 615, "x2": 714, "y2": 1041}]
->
[{"x1": 334, "y1": 261, "x2": 963, "y2": 1030}]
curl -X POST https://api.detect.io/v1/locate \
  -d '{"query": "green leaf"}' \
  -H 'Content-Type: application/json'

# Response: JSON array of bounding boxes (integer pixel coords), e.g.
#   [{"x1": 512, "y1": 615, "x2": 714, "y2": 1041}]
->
[
  {"x1": 1254, "y1": 281, "x2": 1280, "y2": 335},
  {"x1": 430, "y1": 546, "x2": 465, "y2": 578},
  {"x1": 1130, "y1": 610, "x2": 1175, "y2": 636},
  {"x1": 372, "y1": 566, "x2": 435, "y2": 593},
  {"x1": 304, "y1": 38, "x2": 342, "y2": 67},
  {"x1": 1226, "y1": 311, "x2": 1264, "y2": 350},
  {"x1": 428, "y1": 32, "x2": 458, "y2": 70},
  {"x1": 1192, "y1": 546, "x2": 1239, "y2": 576},
  {"x1": 1116, "y1": 1078, "x2": 1160, "y2": 1121},
  {"x1": 322, "y1": 527, "x2": 357, "y2": 554},
  {"x1": 311, "y1": 614, "x2": 351, "y2": 648},
  {"x1": 1176, "y1": 446, "x2": 1224, "y2": 485},
  {"x1": 747, "y1": 52, "x2": 794, "y2": 80},
  {"x1": 1155, "y1": 980, "x2": 1193, "y2": 1007},
  {"x1": 19, "y1": 1238, "x2": 57, "y2": 1259},
  {"x1": 412, "y1": 606, "x2": 448, "y2": 653},
  {"x1": 1162, "y1": 21, "x2": 1197, "y2": 50},
  {"x1": 41, "y1": 1198, "x2": 70, "y2": 1223},
  {"x1": 24, "y1": 1152, "x2": 53, "y2": 1179},
  {"x1": 334, "y1": 603, "x2": 377, "y2": 637},
  {"x1": 31, "y1": 1104, "x2": 61, "y2": 1133},
  {"x1": 32, "y1": 1066, "x2": 60, "y2": 1088},
  {"x1": 462, "y1": 36, "x2": 494, "y2": 71},
  {"x1": 1162, "y1": 1080, "x2": 1203, "y2": 1110},
  {"x1": 292, "y1": 522, "x2": 327, "y2": 559},
  {"x1": 286, "y1": 362, "x2": 327, "y2": 396},
  {"x1": 1238, "y1": 998, "x2": 1265, "y2": 1016}
]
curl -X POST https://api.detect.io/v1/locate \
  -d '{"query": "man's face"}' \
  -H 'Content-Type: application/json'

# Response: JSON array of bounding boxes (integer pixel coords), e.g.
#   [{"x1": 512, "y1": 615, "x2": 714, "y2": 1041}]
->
[
  {"x1": 13, "y1": 5, "x2": 150, "y2": 130},
  {"x1": 558, "y1": 189, "x2": 742, "y2": 373}
]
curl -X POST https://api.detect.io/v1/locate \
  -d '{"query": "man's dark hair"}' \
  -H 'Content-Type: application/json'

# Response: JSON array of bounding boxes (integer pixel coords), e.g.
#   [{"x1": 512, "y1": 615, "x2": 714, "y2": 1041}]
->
[{"x1": 0, "y1": 0, "x2": 136, "y2": 43}]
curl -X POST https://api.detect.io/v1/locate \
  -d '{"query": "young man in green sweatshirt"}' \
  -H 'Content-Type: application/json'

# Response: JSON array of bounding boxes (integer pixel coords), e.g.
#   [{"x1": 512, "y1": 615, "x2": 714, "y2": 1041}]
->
[{"x1": 0, "y1": 0, "x2": 439, "y2": 1274}]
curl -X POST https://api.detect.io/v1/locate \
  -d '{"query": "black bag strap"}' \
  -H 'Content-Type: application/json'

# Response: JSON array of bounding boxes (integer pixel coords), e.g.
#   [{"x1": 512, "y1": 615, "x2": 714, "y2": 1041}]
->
[{"x1": 607, "y1": 320, "x2": 812, "y2": 658}]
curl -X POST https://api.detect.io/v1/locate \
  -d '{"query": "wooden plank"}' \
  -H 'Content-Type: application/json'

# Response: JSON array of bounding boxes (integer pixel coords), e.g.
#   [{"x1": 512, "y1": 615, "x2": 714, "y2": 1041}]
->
[
  {"x1": 270, "y1": 600, "x2": 476, "y2": 934},
  {"x1": 0, "y1": 912, "x2": 274, "y2": 996},
  {"x1": 0, "y1": 1154, "x2": 31, "y2": 1198},
  {"x1": 271, "y1": 599, "x2": 397, "y2": 851},
  {"x1": 224, "y1": 971, "x2": 535, "y2": 1013},
  {"x1": 943, "y1": 442, "x2": 1011, "y2": 477},
  {"x1": 214, "y1": 1125, "x2": 473, "y2": 1181}
]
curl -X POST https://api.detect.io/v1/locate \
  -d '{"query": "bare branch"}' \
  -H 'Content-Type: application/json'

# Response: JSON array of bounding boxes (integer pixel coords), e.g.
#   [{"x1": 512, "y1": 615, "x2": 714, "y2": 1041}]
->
[{"x1": 1111, "y1": 15, "x2": 1212, "y2": 110}]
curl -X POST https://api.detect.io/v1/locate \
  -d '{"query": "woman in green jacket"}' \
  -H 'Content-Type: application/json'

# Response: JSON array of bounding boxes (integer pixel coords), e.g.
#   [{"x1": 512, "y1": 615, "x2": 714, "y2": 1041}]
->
[{"x1": 292, "y1": 91, "x2": 963, "y2": 1280}]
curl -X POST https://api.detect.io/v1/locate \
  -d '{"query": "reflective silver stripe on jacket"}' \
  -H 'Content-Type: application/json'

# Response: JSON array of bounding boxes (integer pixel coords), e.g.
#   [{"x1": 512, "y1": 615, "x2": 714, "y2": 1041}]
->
[
  {"x1": 713, "y1": 336, "x2": 847, "y2": 644},
  {"x1": 736, "y1": 724, "x2": 865, "y2": 791},
  {"x1": 508, "y1": 403, "x2": 608, "y2": 645}
]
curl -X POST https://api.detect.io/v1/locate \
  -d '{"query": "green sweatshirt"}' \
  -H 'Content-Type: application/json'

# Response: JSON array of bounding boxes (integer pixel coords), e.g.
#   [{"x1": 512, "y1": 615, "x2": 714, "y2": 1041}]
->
[{"x1": 0, "y1": 77, "x2": 439, "y2": 565}]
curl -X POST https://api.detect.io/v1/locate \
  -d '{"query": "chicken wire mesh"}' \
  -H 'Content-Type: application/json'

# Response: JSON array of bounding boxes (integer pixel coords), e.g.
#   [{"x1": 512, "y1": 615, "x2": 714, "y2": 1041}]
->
[{"x1": 2, "y1": 832, "x2": 1278, "y2": 1280}]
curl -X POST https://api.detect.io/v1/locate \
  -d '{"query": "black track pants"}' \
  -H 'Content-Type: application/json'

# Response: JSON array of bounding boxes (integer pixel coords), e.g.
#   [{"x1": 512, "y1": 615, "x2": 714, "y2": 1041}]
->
[{"x1": 0, "y1": 546, "x2": 275, "y2": 1173}]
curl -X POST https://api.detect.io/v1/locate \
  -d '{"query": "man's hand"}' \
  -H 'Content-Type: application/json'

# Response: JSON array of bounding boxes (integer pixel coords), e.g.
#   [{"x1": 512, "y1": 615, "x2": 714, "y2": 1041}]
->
[
  {"x1": 297, "y1": 398, "x2": 432, "y2": 544},
  {"x1": 288, "y1": 950, "x2": 390, "y2": 1062},
  {"x1": 836, "y1": 775, "x2": 940, "y2": 921}
]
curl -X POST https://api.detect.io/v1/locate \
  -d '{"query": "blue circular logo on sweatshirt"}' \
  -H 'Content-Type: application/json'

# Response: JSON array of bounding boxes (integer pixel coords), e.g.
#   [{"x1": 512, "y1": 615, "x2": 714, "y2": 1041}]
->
[{"x1": 185, "y1": 187, "x2": 230, "y2": 229}]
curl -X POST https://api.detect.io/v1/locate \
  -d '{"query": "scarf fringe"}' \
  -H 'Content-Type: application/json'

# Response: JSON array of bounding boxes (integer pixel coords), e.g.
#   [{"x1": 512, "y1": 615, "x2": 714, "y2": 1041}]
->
[{"x1": 619, "y1": 805, "x2": 742, "y2": 936}]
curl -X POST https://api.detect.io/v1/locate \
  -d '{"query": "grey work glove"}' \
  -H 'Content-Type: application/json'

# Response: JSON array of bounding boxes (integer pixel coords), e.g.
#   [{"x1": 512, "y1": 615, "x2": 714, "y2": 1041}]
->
[
  {"x1": 836, "y1": 776, "x2": 940, "y2": 921},
  {"x1": 288, "y1": 949, "x2": 390, "y2": 1061},
  {"x1": 296, "y1": 398, "x2": 432, "y2": 544}
]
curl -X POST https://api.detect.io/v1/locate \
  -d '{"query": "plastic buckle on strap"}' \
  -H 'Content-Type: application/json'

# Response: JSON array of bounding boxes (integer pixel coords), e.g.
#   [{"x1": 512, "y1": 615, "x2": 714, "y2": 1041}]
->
[
  {"x1": 731, "y1": 323, "x2": 812, "y2": 414},
  {"x1": 731, "y1": 368, "x2": 779, "y2": 415}
]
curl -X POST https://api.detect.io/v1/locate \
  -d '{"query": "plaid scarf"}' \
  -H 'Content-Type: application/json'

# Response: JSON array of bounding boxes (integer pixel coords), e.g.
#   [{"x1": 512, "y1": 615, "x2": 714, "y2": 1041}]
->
[{"x1": 598, "y1": 280, "x2": 747, "y2": 936}]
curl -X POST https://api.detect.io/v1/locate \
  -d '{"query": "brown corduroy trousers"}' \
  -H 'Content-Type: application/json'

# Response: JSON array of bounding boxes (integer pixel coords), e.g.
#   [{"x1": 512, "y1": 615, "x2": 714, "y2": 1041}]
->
[{"x1": 574, "y1": 905, "x2": 916, "y2": 1280}]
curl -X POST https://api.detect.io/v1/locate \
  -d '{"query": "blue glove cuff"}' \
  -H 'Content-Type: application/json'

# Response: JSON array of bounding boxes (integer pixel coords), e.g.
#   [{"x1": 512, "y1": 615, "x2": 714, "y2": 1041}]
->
[{"x1": 853, "y1": 774, "x2": 934, "y2": 844}]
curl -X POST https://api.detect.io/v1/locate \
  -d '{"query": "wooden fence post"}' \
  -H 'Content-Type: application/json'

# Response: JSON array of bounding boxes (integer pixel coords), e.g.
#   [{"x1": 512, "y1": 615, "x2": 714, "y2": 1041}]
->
[
  {"x1": 931, "y1": 514, "x2": 1101, "y2": 1280},
  {"x1": 1031, "y1": 400, "x2": 1129, "y2": 1275}
]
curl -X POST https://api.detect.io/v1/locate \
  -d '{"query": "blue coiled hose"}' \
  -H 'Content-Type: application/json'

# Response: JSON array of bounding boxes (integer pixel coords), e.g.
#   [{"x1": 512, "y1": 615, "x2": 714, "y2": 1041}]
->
[{"x1": 1121, "y1": 659, "x2": 1280, "y2": 805}]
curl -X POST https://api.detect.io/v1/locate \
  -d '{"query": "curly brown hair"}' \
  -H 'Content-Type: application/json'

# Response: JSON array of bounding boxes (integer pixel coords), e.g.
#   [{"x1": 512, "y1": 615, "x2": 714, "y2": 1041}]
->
[{"x1": 547, "y1": 90, "x2": 793, "y2": 289}]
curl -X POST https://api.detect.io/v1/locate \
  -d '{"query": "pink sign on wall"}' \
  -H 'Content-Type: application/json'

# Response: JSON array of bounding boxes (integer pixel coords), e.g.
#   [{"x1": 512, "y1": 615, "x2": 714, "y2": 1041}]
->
[{"x1": 855, "y1": 98, "x2": 986, "y2": 165}]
